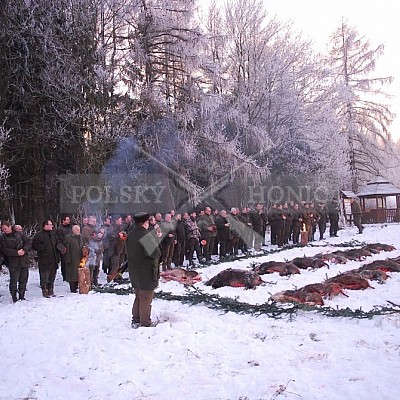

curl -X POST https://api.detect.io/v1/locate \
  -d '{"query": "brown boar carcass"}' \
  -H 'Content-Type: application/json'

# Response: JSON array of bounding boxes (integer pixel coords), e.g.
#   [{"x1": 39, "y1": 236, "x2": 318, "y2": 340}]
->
[
  {"x1": 271, "y1": 290, "x2": 324, "y2": 306},
  {"x1": 326, "y1": 274, "x2": 372, "y2": 290},
  {"x1": 365, "y1": 243, "x2": 396, "y2": 252},
  {"x1": 206, "y1": 269, "x2": 263, "y2": 289},
  {"x1": 254, "y1": 261, "x2": 301, "y2": 276},
  {"x1": 300, "y1": 282, "x2": 347, "y2": 299},
  {"x1": 160, "y1": 268, "x2": 202, "y2": 285}
]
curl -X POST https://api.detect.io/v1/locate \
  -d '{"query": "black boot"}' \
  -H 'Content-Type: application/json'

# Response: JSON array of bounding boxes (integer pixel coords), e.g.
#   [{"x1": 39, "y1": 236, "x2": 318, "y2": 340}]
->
[
  {"x1": 48, "y1": 285, "x2": 56, "y2": 297},
  {"x1": 18, "y1": 290, "x2": 26, "y2": 301},
  {"x1": 42, "y1": 285, "x2": 50, "y2": 298},
  {"x1": 69, "y1": 282, "x2": 78, "y2": 293},
  {"x1": 11, "y1": 291, "x2": 18, "y2": 303}
]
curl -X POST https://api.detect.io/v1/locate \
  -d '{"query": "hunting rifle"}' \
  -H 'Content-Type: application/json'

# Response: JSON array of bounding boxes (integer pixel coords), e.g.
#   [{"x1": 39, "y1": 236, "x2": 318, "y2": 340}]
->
[{"x1": 107, "y1": 259, "x2": 128, "y2": 283}]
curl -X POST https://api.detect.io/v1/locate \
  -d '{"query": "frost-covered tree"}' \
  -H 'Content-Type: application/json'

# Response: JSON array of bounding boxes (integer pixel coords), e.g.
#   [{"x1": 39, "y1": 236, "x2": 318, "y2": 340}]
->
[
  {"x1": 198, "y1": 0, "x2": 348, "y2": 200},
  {"x1": 327, "y1": 20, "x2": 395, "y2": 192},
  {"x1": 5, "y1": 0, "x2": 396, "y2": 222},
  {"x1": 0, "y1": 0, "x2": 127, "y2": 223},
  {"x1": 0, "y1": 0, "x2": 78, "y2": 222},
  {"x1": 119, "y1": 0, "x2": 202, "y2": 117},
  {"x1": 76, "y1": 0, "x2": 136, "y2": 174},
  {"x1": 110, "y1": 1, "x2": 204, "y2": 184},
  {"x1": 0, "y1": 125, "x2": 10, "y2": 220},
  {"x1": 193, "y1": 0, "x2": 276, "y2": 191}
]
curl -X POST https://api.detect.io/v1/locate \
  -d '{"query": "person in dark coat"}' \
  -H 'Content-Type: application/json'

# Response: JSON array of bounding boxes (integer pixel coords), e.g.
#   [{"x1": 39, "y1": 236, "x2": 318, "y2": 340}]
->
[
  {"x1": 291, "y1": 203, "x2": 302, "y2": 245},
  {"x1": 32, "y1": 220, "x2": 63, "y2": 298},
  {"x1": 107, "y1": 215, "x2": 127, "y2": 280},
  {"x1": 316, "y1": 202, "x2": 328, "y2": 240},
  {"x1": 328, "y1": 197, "x2": 340, "y2": 237},
  {"x1": 215, "y1": 210, "x2": 230, "y2": 260},
  {"x1": 308, "y1": 202, "x2": 318, "y2": 241},
  {"x1": 249, "y1": 203, "x2": 266, "y2": 251},
  {"x1": 100, "y1": 216, "x2": 113, "y2": 275},
  {"x1": 126, "y1": 212, "x2": 161, "y2": 328},
  {"x1": 197, "y1": 206, "x2": 217, "y2": 262},
  {"x1": 172, "y1": 213, "x2": 186, "y2": 268},
  {"x1": 275, "y1": 204, "x2": 286, "y2": 247},
  {"x1": 282, "y1": 202, "x2": 292, "y2": 245},
  {"x1": 211, "y1": 209, "x2": 220, "y2": 256},
  {"x1": 302, "y1": 203, "x2": 316, "y2": 242},
  {"x1": 160, "y1": 213, "x2": 176, "y2": 270},
  {"x1": 227, "y1": 207, "x2": 240, "y2": 256},
  {"x1": 122, "y1": 214, "x2": 133, "y2": 232},
  {"x1": 237, "y1": 206, "x2": 252, "y2": 253},
  {"x1": 351, "y1": 197, "x2": 364, "y2": 234},
  {"x1": 56, "y1": 215, "x2": 71, "y2": 281},
  {"x1": 267, "y1": 204, "x2": 279, "y2": 245},
  {"x1": 185, "y1": 211, "x2": 203, "y2": 266},
  {"x1": 64, "y1": 225, "x2": 88, "y2": 293},
  {"x1": 0, "y1": 222, "x2": 31, "y2": 302}
]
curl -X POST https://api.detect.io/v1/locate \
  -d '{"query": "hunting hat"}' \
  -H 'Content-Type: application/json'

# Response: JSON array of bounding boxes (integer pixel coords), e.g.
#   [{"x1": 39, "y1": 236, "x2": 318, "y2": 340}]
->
[{"x1": 133, "y1": 212, "x2": 150, "y2": 224}]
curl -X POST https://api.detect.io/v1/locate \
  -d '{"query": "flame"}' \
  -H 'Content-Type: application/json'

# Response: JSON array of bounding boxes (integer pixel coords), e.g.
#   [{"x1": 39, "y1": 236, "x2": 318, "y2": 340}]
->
[
  {"x1": 79, "y1": 257, "x2": 87, "y2": 268},
  {"x1": 301, "y1": 223, "x2": 306, "y2": 232}
]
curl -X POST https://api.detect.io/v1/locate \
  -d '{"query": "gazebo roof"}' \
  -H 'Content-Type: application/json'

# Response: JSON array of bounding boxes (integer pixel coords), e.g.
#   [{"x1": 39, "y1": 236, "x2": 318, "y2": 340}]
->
[{"x1": 356, "y1": 176, "x2": 400, "y2": 197}]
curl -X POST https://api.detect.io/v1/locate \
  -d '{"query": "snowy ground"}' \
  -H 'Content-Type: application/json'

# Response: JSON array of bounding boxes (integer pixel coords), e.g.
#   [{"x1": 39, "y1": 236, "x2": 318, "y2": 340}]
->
[{"x1": 1, "y1": 223, "x2": 400, "y2": 400}]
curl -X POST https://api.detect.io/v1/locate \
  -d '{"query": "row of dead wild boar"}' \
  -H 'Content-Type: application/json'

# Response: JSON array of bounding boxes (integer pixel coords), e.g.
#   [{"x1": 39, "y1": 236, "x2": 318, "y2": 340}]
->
[{"x1": 203, "y1": 243, "x2": 399, "y2": 306}]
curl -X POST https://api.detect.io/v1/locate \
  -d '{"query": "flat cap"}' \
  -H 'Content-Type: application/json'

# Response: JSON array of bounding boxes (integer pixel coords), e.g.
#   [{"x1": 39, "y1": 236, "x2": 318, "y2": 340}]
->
[{"x1": 133, "y1": 212, "x2": 150, "y2": 224}]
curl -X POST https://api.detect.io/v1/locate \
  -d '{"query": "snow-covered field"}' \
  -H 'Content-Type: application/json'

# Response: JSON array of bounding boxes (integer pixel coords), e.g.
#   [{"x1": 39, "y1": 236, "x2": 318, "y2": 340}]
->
[{"x1": 1, "y1": 223, "x2": 400, "y2": 400}]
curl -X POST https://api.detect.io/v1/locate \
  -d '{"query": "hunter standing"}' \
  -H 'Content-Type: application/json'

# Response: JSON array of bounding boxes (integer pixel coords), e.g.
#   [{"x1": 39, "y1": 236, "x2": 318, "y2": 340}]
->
[
  {"x1": 64, "y1": 224, "x2": 88, "y2": 293},
  {"x1": 0, "y1": 222, "x2": 31, "y2": 302},
  {"x1": 197, "y1": 206, "x2": 217, "y2": 262},
  {"x1": 56, "y1": 215, "x2": 71, "y2": 281},
  {"x1": 328, "y1": 196, "x2": 340, "y2": 237},
  {"x1": 351, "y1": 197, "x2": 364, "y2": 234},
  {"x1": 126, "y1": 212, "x2": 161, "y2": 328},
  {"x1": 32, "y1": 220, "x2": 64, "y2": 298}
]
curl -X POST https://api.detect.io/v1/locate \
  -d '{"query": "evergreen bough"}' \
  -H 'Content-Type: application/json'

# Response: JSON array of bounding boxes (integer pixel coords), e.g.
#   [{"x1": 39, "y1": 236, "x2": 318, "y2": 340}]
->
[{"x1": 93, "y1": 239, "x2": 398, "y2": 320}]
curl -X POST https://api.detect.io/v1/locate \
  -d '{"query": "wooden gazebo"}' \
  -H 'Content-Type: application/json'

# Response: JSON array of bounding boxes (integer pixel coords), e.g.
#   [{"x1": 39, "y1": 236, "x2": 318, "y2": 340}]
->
[{"x1": 357, "y1": 176, "x2": 400, "y2": 223}]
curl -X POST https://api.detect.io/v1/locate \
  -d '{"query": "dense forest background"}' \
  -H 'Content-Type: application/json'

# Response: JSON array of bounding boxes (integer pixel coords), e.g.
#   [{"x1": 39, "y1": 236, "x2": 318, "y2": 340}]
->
[{"x1": 1, "y1": 0, "x2": 399, "y2": 225}]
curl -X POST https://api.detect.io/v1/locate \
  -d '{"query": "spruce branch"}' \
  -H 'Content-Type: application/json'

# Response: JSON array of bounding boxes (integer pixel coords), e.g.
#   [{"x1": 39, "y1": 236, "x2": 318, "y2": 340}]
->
[{"x1": 93, "y1": 285, "x2": 400, "y2": 320}]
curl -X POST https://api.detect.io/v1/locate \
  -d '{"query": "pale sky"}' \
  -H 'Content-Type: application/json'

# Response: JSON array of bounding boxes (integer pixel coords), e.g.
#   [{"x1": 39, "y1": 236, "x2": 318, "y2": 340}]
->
[{"x1": 263, "y1": 0, "x2": 400, "y2": 140}]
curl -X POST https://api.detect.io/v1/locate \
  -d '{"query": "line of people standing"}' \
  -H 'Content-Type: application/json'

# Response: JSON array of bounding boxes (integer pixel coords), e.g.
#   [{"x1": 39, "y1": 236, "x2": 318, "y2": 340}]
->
[
  {"x1": 0, "y1": 197, "x2": 342, "y2": 303},
  {"x1": 267, "y1": 198, "x2": 341, "y2": 247},
  {"x1": 140, "y1": 200, "x2": 341, "y2": 269},
  {"x1": 0, "y1": 214, "x2": 134, "y2": 302},
  {"x1": 146, "y1": 206, "x2": 265, "y2": 268},
  {"x1": 0, "y1": 219, "x2": 67, "y2": 302}
]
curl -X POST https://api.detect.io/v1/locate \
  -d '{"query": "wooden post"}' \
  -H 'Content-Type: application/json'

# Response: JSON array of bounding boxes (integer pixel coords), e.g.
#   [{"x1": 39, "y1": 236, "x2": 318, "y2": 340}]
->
[
  {"x1": 397, "y1": 195, "x2": 400, "y2": 222},
  {"x1": 300, "y1": 230, "x2": 308, "y2": 246},
  {"x1": 78, "y1": 268, "x2": 91, "y2": 294}
]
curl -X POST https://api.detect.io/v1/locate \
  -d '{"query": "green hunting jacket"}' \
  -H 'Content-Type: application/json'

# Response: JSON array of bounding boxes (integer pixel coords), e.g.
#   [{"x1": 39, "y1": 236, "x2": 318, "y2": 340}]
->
[{"x1": 126, "y1": 225, "x2": 161, "y2": 290}]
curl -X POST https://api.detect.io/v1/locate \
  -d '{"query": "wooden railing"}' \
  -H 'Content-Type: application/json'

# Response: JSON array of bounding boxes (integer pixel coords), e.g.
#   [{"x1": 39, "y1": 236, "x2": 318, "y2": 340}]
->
[{"x1": 361, "y1": 208, "x2": 400, "y2": 224}]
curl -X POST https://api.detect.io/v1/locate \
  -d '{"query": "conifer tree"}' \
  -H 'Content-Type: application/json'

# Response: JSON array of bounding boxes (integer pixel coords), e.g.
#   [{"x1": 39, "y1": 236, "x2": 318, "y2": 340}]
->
[{"x1": 327, "y1": 20, "x2": 395, "y2": 192}]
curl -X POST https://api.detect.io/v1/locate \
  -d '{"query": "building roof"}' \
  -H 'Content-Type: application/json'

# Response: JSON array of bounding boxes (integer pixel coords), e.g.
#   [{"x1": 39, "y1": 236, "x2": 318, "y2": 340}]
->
[
  {"x1": 356, "y1": 176, "x2": 400, "y2": 197},
  {"x1": 340, "y1": 190, "x2": 357, "y2": 198}
]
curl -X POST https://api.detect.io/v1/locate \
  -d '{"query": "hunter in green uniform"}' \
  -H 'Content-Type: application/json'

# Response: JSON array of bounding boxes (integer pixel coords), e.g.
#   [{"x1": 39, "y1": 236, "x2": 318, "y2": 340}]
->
[{"x1": 126, "y1": 212, "x2": 161, "y2": 328}]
